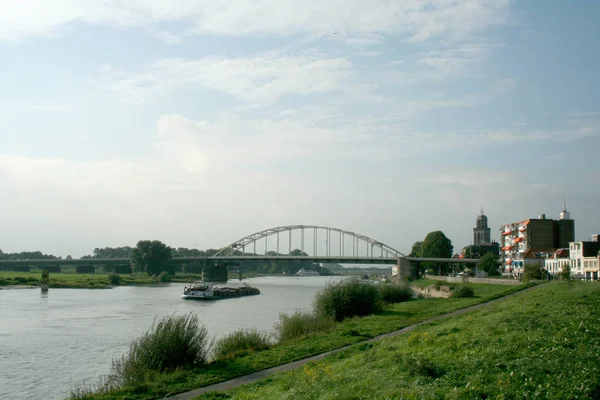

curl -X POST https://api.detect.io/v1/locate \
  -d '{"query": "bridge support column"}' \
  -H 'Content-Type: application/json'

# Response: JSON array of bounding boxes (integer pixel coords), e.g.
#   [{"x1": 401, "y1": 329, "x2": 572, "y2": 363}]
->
[{"x1": 393, "y1": 257, "x2": 418, "y2": 281}]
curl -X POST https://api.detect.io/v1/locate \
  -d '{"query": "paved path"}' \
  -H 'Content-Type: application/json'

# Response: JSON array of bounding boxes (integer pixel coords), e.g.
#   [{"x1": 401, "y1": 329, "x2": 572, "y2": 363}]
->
[{"x1": 169, "y1": 285, "x2": 540, "y2": 400}]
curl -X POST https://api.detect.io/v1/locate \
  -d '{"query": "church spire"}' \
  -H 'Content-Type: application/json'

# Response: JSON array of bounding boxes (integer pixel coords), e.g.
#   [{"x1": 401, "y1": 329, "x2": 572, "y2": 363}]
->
[{"x1": 480, "y1": 204, "x2": 484, "y2": 215}]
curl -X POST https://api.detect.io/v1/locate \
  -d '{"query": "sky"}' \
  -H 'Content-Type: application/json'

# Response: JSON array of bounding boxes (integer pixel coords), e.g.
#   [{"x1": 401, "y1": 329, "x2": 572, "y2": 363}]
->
[{"x1": 0, "y1": 0, "x2": 599, "y2": 258}]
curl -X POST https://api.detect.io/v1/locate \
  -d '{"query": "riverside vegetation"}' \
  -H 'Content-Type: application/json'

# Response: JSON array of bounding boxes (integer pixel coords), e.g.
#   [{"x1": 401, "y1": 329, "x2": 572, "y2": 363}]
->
[
  {"x1": 0, "y1": 270, "x2": 262, "y2": 289},
  {"x1": 68, "y1": 279, "x2": 528, "y2": 400},
  {"x1": 210, "y1": 281, "x2": 600, "y2": 400}
]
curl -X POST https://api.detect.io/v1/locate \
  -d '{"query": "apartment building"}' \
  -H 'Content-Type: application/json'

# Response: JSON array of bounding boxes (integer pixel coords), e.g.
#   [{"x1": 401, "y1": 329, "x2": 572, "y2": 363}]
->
[
  {"x1": 545, "y1": 239, "x2": 600, "y2": 280},
  {"x1": 500, "y1": 205, "x2": 574, "y2": 274}
]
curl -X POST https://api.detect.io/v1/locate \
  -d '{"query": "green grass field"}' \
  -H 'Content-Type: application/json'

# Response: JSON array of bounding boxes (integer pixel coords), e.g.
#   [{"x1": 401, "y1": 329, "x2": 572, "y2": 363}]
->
[
  {"x1": 200, "y1": 282, "x2": 600, "y2": 400},
  {"x1": 70, "y1": 282, "x2": 528, "y2": 399}
]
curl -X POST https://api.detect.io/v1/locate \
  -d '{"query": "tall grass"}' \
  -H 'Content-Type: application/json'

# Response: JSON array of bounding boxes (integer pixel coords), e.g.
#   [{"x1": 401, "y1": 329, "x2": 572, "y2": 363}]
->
[
  {"x1": 451, "y1": 284, "x2": 475, "y2": 298},
  {"x1": 157, "y1": 271, "x2": 171, "y2": 282},
  {"x1": 313, "y1": 278, "x2": 382, "y2": 322},
  {"x1": 273, "y1": 310, "x2": 336, "y2": 342},
  {"x1": 109, "y1": 313, "x2": 209, "y2": 386},
  {"x1": 212, "y1": 329, "x2": 271, "y2": 360},
  {"x1": 379, "y1": 282, "x2": 413, "y2": 303},
  {"x1": 108, "y1": 273, "x2": 120, "y2": 285}
]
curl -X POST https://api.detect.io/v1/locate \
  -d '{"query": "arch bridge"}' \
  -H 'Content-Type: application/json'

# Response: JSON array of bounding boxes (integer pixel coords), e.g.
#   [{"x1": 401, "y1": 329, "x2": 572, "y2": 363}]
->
[
  {"x1": 212, "y1": 225, "x2": 404, "y2": 263},
  {"x1": 0, "y1": 225, "x2": 480, "y2": 278}
]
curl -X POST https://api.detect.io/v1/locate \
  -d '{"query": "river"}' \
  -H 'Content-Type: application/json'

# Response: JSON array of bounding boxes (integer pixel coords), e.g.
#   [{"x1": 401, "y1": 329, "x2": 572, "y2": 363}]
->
[{"x1": 0, "y1": 276, "x2": 341, "y2": 400}]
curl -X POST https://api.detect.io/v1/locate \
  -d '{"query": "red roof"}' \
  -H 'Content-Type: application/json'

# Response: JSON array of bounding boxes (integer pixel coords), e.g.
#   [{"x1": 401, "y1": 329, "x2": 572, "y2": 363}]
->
[
  {"x1": 522, "y1": 249, "x2": 537, "y2": 259},
  {"x1": 554, "y1": 249, "x2": 570, "y2": 258}
]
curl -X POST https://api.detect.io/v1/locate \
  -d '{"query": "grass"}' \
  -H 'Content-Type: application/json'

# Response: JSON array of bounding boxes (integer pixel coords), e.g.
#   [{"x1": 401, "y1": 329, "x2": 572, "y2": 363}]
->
[
  {"x1": 314, "y1": 278, "x2": 382, "y2": 322},
  {"x1": 199, "y1": 282, "x2": 600, "y2": 400},
  {"x1": 0, "y1": 270, "x2": 277, "y2": 289},
  {"x1": 212, "y1": 329, "x2": 272, "y2": 360},
  {"x1": 451, "y1": 284, "x2": 475, "y2": 298},
  {"x1": 71, "y1": 281, "x2": 529, "y2": 399},
  {"x1": 0, "y1": 271, "x2": 205, "y2": 289},
  {"x1": 273, "y1": 311, "x2": 336, "y2": 342},
  {"x1": 378, "y1": 281, "x2": 413, "y2": 303}
]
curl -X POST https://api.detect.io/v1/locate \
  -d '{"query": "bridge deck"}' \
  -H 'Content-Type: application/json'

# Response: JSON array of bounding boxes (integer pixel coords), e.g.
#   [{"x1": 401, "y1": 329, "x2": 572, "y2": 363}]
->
[{"x1": 0, "y1": 256, "x2": 479, "y2": 265}]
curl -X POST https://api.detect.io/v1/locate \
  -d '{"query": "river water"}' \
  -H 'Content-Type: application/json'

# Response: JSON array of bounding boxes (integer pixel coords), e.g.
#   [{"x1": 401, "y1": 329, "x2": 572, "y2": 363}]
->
[{"x1": 0, "y1": 276, "x2": 341, "y2": 400}]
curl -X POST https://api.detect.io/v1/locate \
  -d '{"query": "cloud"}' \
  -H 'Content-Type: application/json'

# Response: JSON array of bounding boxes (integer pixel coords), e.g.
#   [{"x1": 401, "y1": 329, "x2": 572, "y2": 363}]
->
[
  {"x1": 0, "y1": 0, "x2": 511, "y2": 44},
  {"x1": 94, "y1": 52, "x2": 355, "y2": 105},
  {"x1": 1, "y1": 111, "x2": 598, "y2": 255},
  {"x1": 417, "y1": 44, "x2": 491, "y2": 76}
]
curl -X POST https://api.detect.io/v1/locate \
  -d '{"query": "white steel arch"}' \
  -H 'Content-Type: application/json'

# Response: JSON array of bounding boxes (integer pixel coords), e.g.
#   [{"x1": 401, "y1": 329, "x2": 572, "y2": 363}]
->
[{"x1": 212, "y1": 225, "x2": 405, "y2": 259}]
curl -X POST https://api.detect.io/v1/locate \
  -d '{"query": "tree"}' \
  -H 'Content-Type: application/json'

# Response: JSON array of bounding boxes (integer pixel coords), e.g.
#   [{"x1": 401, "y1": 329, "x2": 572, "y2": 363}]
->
[
  {"x1": 93, "y1": 246, "x2": 133, "y2": 258},
  {"x1": 289, "y1": 249, "x2": 308, "y2": 256},
  {"x1": 422, "y1": 231, "x2": 453, "y2": 259},
  {"x1": 478, "y1": 252, "x2": 500, "y2": 276},
  {"x1": 131, "y1": 240, "x2": 173, "y2": 276},
  {"x1": 66, "y1": 255, "x2": 73, "y2": 260},
  {"x1": 559, "y1": 264, "x2": 571, "y2": 281},
  {"x1": 409, "y1": 241, "x2": 423, "y2": 257},
  {"x1": 421, "y1": 231, "x2": 453, "y2": 275},
  {"x1": 523, "y1": 262, "x2": 544, "y2": 281}
]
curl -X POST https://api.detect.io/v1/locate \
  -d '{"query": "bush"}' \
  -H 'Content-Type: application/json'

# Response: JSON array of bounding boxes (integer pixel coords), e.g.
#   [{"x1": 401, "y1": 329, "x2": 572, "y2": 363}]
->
[
  {"x1": 452, "y1": 284, "x2": 475, "y2": 298},
  {"x1": 109, "y1": 313, "x2": 209, "y2": 386},
  {"x1": 108, "y1": 273, "x2": 121, "y2": 285},
  {"x1": 157, "y1": 271, "x2": 171, "y2": 282},
  {"x1": 524, "y1": 262, "x2": 544, "y2": 281},
  {"x1": 433, "y1": 281, "x2": 442, "y2": 291},
  {"x1": 273, "y1": 310, "x2": 336, "y2": 342},
  {"x1": 212, "y1": 329, "x2": 271, "y2": 360},
  {"x1": 313, "y1": 278, "x2": 382, "y2": 322},
  {"x1": 379, "y1": 282, "x2": 413, "y2": 303}
]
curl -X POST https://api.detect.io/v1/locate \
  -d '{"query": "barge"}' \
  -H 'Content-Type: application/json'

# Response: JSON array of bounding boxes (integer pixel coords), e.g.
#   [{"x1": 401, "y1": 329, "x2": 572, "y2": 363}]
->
[{"x1": 181, "y1": 281, "x2": 260, "y2": 300}]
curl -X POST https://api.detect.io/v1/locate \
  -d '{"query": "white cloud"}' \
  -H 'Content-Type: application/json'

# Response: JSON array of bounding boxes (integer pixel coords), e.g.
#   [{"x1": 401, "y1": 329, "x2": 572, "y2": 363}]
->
[
  {"x1": 0, "y1": 111, "x2": 598, "y2": 255},
  {"x1": 94, "y1": 53, "x2": 354, "y2": 104},
  {"x1": 417, "y1": 44, "x2": 491, "y2": 76},
  {"x1": 0, "y1": 0, "x2": 511, "y2": 44}
]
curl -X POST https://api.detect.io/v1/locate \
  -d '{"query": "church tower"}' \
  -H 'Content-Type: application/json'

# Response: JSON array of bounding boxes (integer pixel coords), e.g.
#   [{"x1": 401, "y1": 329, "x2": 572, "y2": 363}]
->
[{"x1": 474, "y1": 206, "x2": 491, "y2": 245}]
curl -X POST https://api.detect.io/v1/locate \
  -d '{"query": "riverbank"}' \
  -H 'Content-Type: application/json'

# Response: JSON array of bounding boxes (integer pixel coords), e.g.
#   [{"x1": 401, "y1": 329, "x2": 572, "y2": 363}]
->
[
  {"x1": 0, "y1": 271, "x2": 273, "y2": 289},
  {"x1": 209, "y1": 281, "x2": 599, "y2": 400},
  {"x1": 70, "y1": 281, "x2": 530, "y2": 399}
]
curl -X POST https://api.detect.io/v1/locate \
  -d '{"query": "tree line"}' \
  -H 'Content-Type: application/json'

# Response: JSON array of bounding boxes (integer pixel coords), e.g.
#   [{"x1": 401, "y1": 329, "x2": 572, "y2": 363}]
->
[{"x1": 408, "y1": 231, "x2": 500, "y2": 277}]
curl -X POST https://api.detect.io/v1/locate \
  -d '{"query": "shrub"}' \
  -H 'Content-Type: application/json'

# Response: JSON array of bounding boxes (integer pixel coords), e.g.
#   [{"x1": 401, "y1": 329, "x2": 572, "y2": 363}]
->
[
  {"x1": 108, "y1": 313, "x2": 209, "y2": 386},
  {"x1": 273, "y1": 310, "x2": 336, "y2": 342},
  {"x1": 157, "y1": 271, "x2": 171, "y2": 282},
  {"x1": 108, "y1": 273, "x2": 121, "y2": 285},
  {"x1": 433, "y1": 281, "x2": 443, "y2": 290},
  {"x1": 212, "y1": 329, "x2": 271, "y2": 360},
  {"x1": 379, "y1": 282, "x2": 413, "y2": 303},
  {"x1": 313, "y1": 278, "x2": 382, "y2": 322},
  {"x1": 524, "y1": 262, "x2": 544, "y2": 281},
  {"x1": 451, "y1": 284, "x2": 475, "y2": 298}
]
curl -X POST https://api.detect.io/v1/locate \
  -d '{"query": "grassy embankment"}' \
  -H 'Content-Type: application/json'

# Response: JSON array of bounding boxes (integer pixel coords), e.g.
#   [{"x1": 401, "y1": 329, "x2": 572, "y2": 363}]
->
[
  {"x1": 71, "y1": 281, "x2": 528, "y2": 400},
  {"x1": 204, "y1": 281, "x2": 600, "y2": 400},
  {"x1": 0, "y1": 270, "x2": 270, "y2": 289}
]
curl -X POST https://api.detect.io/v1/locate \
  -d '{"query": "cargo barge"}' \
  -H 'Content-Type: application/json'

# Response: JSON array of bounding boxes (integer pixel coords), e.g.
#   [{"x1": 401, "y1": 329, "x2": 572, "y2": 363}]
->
[{"x1": 181, "y1": 281, "x2": 260, "y2": 300}]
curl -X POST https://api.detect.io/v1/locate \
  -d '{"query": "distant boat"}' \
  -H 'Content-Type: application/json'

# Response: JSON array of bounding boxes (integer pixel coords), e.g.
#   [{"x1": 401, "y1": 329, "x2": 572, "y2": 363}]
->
[
  {"x1": 295, "y1": 268, "x2": 320, "y2": 276},
  {"x1": 181, "y1": 281, "x2": 260, "y2": 300}
]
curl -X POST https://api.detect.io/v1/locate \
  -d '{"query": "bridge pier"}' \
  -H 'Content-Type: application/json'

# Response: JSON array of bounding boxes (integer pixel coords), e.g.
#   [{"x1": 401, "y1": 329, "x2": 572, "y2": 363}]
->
[{"x1": 393, "y1": 257, "x2": 418, "y2": 281}]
